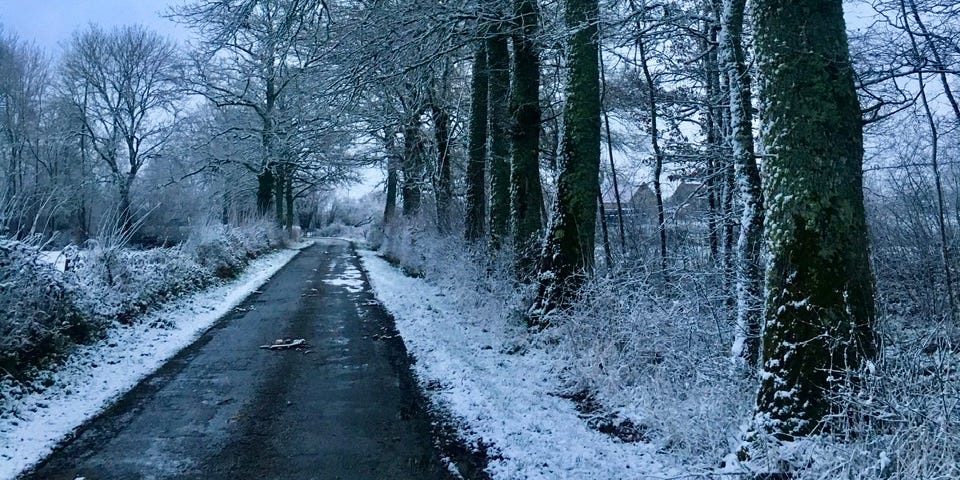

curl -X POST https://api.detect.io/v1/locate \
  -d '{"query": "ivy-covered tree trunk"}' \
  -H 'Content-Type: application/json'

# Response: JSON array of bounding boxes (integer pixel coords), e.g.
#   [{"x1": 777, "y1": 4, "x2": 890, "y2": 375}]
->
[
  {"x1": 284, "y1": 174, "x2": 294, "y2": 234},
  {"x1": 432, "y1": 104, "x2": 453, "y2": 233},
  {"x1": 509, "y1": 0, "x2": 545, "y2": 276},
  {"x1": 383, "y1": 131, "x2": 399, "y2": 223},
  {"x1": 465, "y1": 44, "x2": 489, "y2": 242},
  {"x1": 487, "y1": 30, "x2": 511, "y2": 249},
  {"x1": 256, "y1": 167, "x2": 274, "y2": 217},
  {"x1": 529, "y1": 0, "x2": 600, "y2": 324},
  {"x1": 753, "y1": 0, "x2": 877, "y2": 438},
  {"x1": 401, "y1": 118, "x2": 423, "y2": 216},
  {"x1": 721, "y1": 0, "x2": 764, "y2": 369}
]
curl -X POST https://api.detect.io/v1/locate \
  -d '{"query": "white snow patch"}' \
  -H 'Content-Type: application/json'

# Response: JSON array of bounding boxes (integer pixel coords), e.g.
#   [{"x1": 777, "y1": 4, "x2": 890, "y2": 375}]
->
[
  {"x1": 0, "y1": 244, "x2": 308, "y2": 479},
  {"x1": 322, "y1": 278, "x2": 364, "y2": 293},
  {"x1": 323, "y1": 263, "x2": 364, "y2": 293},
  {"x1": 37, "y1": 250, "x2": 66, "y2": 272},
  {"x1": 360, "y1": 250, "x2": 681, "y2": 479}
]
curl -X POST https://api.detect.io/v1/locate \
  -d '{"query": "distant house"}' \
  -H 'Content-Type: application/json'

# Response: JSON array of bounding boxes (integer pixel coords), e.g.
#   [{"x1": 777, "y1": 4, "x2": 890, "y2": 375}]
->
[
  {"x1": 602, "y1": 181, "x2": 658, "y2": 218},
  {"x1": 666, "y1": 182, "x2": 708, "y2": 216}
]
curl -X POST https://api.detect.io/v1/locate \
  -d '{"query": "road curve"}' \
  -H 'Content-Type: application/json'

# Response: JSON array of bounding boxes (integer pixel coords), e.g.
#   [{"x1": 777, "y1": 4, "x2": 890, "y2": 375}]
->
[{"x1": 22, "y1": 239, "x2": 453, "y2": 480}]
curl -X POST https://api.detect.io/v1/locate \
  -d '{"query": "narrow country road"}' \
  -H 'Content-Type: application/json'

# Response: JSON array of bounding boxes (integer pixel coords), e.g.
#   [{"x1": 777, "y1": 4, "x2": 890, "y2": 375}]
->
[{"x1": 21, "y1": 239, "x2": 454, "y2": 480}]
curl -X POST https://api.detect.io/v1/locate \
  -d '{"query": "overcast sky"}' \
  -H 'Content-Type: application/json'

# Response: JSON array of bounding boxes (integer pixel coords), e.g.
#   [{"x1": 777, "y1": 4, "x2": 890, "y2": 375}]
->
[{"x1": 0, "y1": 1, "x2": 192, "y2": 55}]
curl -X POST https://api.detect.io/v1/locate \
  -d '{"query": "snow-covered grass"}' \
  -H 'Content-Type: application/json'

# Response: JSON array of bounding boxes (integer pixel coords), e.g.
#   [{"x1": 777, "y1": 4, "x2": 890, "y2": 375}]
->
[
  {"x1": 770, "y1": 318, "x2": 960, "y2": 480},
  {"x1": 37, "y1": 251, "x2": 66, "y2": 272},
  {"x1": 367, "y1": 224, "x2": 760, "y2": 476},
  {"x1": 555, "y1": 270, "x2": 755, "y2": 467},
  {"x1": 360, "y1": 245, "x2": 687, "y2": 479},
  {"x1": 0, "y1": 244, "x2": 306, "y2": 479}
]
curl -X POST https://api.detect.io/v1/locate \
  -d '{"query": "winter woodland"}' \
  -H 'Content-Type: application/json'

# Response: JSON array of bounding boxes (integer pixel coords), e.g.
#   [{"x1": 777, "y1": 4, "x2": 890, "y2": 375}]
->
[{"x1": 1, "y1": 0, "x2": 959, "y2": 477}]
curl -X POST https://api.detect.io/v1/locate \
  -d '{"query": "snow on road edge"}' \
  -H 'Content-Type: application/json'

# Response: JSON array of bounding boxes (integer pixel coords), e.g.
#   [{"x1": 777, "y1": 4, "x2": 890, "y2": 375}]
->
[
  {"x1": 359, "y1": 250, "x2": 682, "y2": 480},
  {"x1": 0, "y1": 244, "x2": 308, "y2": 479}
]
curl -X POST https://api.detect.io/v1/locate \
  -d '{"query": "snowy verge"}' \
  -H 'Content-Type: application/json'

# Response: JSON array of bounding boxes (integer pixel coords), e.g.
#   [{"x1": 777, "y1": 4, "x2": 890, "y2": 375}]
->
[
  {"x1": 359, "y1": 249, "x2": 682, "y2": 479},
  {"x1": 0, "y1": 242, "x2": 309, "y2": 479}
]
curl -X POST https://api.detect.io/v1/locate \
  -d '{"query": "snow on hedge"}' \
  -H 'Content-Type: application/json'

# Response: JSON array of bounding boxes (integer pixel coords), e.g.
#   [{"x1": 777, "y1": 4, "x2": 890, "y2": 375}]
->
[
  {"x1": 0, "y1": 222, "x2": 284, "y2": 378},
  {"x1": 0, "y1": 244, "x2": 304, "y2": 479}
]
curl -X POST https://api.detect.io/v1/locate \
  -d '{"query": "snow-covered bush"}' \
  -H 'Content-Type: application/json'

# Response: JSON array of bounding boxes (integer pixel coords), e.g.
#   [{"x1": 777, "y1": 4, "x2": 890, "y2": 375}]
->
[
  {"x1": 0, "y1": 240, "x2": 96, "y2": 376},
  {"x1": 379, "y1": 215, "x2": 434, "y2": 276},
  {"x1": 69, "y1": 245, "x2": 214, "y2": 323},
  {"x1": 0, "y1": 220, "x2": 286, "y2": 380},
  {"x1": 748, "y1": 320, "x2": 960, "y2": 480},
  {"x1": 187, "y1": 219, "x2": 283, "y2": 279},
  {"x1": 72, "y1": 220, "x2": 283, "y2": 322}
]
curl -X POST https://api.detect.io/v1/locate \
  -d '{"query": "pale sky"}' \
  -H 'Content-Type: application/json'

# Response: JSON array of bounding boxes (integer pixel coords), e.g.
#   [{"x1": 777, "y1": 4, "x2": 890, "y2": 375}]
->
[{"x1": 0, "y1": 0, "x2": 193, "y2": 55}]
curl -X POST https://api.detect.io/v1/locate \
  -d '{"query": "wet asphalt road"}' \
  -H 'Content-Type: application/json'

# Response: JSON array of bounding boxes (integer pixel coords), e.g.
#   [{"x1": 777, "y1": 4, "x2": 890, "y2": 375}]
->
[{"x1": 22, "y1": 240, "x2": 453, "y2": 480}]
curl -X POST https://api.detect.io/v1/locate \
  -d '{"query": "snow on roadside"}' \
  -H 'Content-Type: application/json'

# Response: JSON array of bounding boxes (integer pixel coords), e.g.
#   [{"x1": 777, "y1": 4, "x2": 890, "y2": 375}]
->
[
  {"x1": 0, "y1": 243, "x2": 309, "y2": 479},
  {"x1": 359, "y1": 250, "x2": 683, "y2": 480}
]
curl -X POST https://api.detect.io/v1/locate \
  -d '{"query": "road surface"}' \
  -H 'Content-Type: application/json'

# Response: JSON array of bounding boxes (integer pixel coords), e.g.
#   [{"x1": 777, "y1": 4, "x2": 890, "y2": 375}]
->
[{"x1": 22, "y1": 239, "x2": 458, "y2": 480}]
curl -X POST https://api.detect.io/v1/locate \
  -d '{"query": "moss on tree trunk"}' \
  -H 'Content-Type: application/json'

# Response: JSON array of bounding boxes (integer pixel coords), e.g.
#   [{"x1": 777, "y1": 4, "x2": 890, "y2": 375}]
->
[
  {"x1": 509, "y1": 0, "x2": 545, "y2": 277},
  {"x1": 465, "y1": 43, "x2": 489, "y2": 242},
  {"x1": 488, "y1": 30, "x2": 511, "y2": 249},
  {"x1": 529, "y1": 0, "x2": 600, "y2": 323},
  {"x1": 753, "y1": 0, "x2": 877, "y2": 438}
]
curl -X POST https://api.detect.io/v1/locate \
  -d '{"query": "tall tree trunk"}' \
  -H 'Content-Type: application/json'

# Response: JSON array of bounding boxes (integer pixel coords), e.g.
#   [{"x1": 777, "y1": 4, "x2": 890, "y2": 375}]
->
[
  {"x1": 256, "y1": 167, "x2": 274, "y2": 217},
  {"x1": 638, "y1": 35, "x2": 668, "y2": 275},
  {"x1": 753, "y1": 0, "x2": 877, "y2": 439},
  {"x1": 465, "y1": 43, "x2": 489, "y2": 242},
  {"x1": 383, "y1": 131, "x2": 399, "y2": 224},
  {"x1": 433, "y1": 104, "x2": 453, "y2": 233},
  {"x1": 259, "y1": 82, "x2": 277, "y2": 219},
  {"x1": 222, "y1": 189, "x2": 230, "y2": 225},
  {"x1": 118, "y1": 178, "x2": 133, "y2": 235},
  {"x1": 600, "y1": 48, "x2": 626, "y2": 252},
  {"x1": 77, "y1": 115, "x2": 90, "y2": 240},
  {"x1": 510, "y1": 0, "x2": 545, "y2": 276},
  {"x1": 721, "y1": 0, "x2": 765, "y2": 368},
  {"x1": 529, "y1": 0, "x2": 600, "y2": 324},
  {"x1": 401, "y1": 118, "x2": 423, "y2": 216},
  {"x1": 707, "y1": 157, "x2": 720, "y2": 258},
  {"x1": 285, "y1": 174, "x2": 294, "y2": 234},
  {"x1": 598, "y1": 189, "x2": 613, "y2": 268},
  {"x1": 274, "y1": 167, "x2": 285, "y2": 225},
  {"x1": 704, "y1": 21, "x2": 722, "y2": 261},
  {"x1": 488, "y1": 30, "x2": 511, "y2": 249}
]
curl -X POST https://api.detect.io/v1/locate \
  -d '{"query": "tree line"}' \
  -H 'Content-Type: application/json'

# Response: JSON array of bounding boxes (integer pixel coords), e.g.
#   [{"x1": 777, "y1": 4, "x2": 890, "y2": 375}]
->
[{"x1": 1, "y1": 0, "x2": 958, "y2": 446}]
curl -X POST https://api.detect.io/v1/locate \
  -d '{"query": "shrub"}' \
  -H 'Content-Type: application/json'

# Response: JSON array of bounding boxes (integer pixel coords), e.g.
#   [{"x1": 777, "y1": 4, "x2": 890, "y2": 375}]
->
[
  {"x1": 0, "y1": 240, "x2": 99, "y2": 377},
  {"x1": 0, "y1": 219, "x2": 286, "y2": 381},
  {"x1": 69, "y1": 245, "x2": 214, "y2": 323}
]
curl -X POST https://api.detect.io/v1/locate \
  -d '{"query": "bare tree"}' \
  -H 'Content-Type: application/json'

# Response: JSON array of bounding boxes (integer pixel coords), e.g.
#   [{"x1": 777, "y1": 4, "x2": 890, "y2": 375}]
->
[
  {"x1": 0, "y1": 33, "x2": 50, "y2": 234},
  {"x1": 62, "y1": 24, "x2": 181, "y2": 233},
  {"x1": 170, "y1": 0, "x2": 332, "y2": 223}
]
